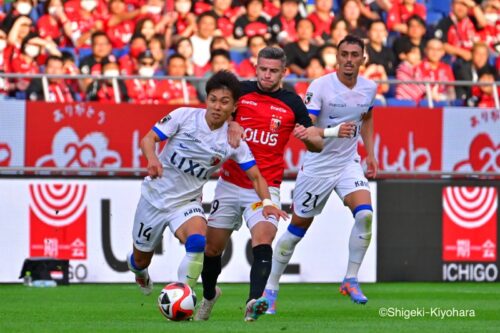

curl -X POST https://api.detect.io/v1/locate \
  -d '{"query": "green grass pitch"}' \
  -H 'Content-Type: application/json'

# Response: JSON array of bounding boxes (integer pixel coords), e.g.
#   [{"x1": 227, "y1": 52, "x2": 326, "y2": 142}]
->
[{"x1": 1, "y1": 283, "x2": 499, "y2": 333}]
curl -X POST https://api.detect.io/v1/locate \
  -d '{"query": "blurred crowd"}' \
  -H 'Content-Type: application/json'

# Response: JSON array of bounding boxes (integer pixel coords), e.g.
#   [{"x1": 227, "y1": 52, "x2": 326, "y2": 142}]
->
[{"x1": 0, "y1": 0, "x2": 498, "y2": 107}]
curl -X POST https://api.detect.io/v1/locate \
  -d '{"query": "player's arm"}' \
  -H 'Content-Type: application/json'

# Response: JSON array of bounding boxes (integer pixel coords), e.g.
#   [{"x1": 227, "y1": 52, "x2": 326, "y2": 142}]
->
[
  {"x1": 360, "y1": 109, "x2": 378, "y2": 178},
  {"x1": 294, "y1": 103, "x2": 324, "y2": 152},
  {"x1": 245, "y1": 165, "x2": 289, "y2": 221},
  {"x1": 140, "y1": 130, "x2": 164, "y2": 179}
]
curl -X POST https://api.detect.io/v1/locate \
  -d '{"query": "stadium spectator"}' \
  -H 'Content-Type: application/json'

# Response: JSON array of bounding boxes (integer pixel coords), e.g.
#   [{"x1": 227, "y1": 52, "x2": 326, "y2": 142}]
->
[
  {"x1": 160, "y1": 53, "x2": 199, "y2": 104},
  {"x1": 340, "y1": 0, "x2": 369, "y2": 39},
  {"x1": 294, "y1": 56, "x2": 326, "y2": 100},
  {"x1": 386, "y1": 0, "x2": 426, "y2": 34},
  {"x1": 106, "y1": 0, "x2": 145, "y2": 48},
  {"x1": 263, "y1": 0, "x2": 281, "y2": 17},
  {"x1": 149, "y1": 33, "x2": 167, "y2": 73},
  {"x1": 197, "y1": 48, "x2": 234, "y2": 101},
  {"x1": 190, "y1": 12, "x2": 217, "y2": 69},
  {"x1": 79, "y1": 31, "x2": 113, "y2": 92},
  {"x1": 476, "y1": 0, "x2": 500, "y2": 53},
  {"x1": 329, "y1": 17, "x2": 349, "y2": 46},
  {"x1": 171, "y1": 0, "x2": 196, "y2": 39},
  {"x1": 10, "y1": 34, "x2": 41, "y2": 96},
  {"x1": 284, "y1": 18, "x2": 319, "y2": 77},
  {"x1": 470, "y1": 71, "x2": 500, "y2": 108},
  {"x1": 395, "y1": 44, "x2": 426, "y2": 100},
  {"x1": 366, "y1": 19, "x2": 395, "y2": 76},
  {"x1": 133, "y1": 17, "x2": 155, "y2": 42},
  {"x1": 237, "y1": 34, "x2": 267, "y2": 77},
  {"x1": 61, "y1": 50, "x2": 82, "y2": 99},
  {"x1": 434, "y1": 0, "x2": 487, "y2": 61},
  {"x1": 125, "y1": 49, "x2": 164, "y2": 104},
  {"x1": 358, "y1": 0, "x2": 384, "y2": 21},
  {"x1": 360, "y1": 52, "x2": 389, "y2": 104},
  {"x1": 4, "y1": 15, "x2": 33, "y2": 72},
  {"x1": 174, "y1": 36, "x2": 195, "y2": 75},
  {"x1": 270, "y1": 0, "x2": 301, "y2": 46},
  {"x1": 119, "y1": 33, "x2": 148, "y2": 75},
  {"x1": 1, "y1": 0, "x2": 36, "y2": 33},
  {"x1": 392, "y1": 15, "x2": 427, "y2": 65},
  {"x1": 209, "y1": 0, "x2": 245, "y2": 41},
  {"x1": 36, "y1": 0, "x2": 73, "y2": 47},
  {"x1": 86, "y1": 57, "x2": 130, "y2": 103},
  {"x1": 26, "y1": 55, "x2": 77, "y2": 102},
  {"x1": 415, "y1": 38, "x2": 456, "y2": 103},
  {"x1": 318, "y1": 43, "x2": 337, "y2": 73},
  {"x1": 454, "y1": 42, "x2": 497, "y2": 102},
  {"x1": 307, "y1": 0, "x2": 335, "y2": 45},
  {"x1": 65, "y1": 0, "x2": 106, "y2": 48},
  {"x1": 233, "y1": 0, "x2": 269, "y2": 48}
]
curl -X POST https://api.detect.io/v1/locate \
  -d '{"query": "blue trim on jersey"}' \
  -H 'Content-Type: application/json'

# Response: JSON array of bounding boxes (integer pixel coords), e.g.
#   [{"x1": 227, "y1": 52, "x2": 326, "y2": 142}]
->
[
  {"x1": 288, "y1": 224, "x2": 307, "y2": 238},
  {"x1": 152, "y1": 126, "x2": 168, "y2": 141},
  {"x1": 352, "y1": 204, "x2": 373, "y2": 217},
  {"x1": 238, "y1": 160, "x2": 256, "y2": 171},
  {"x1": 185, "y1": 234, "x2": 206, "y2": 253},
  {"x1": 308, "y1": 109, "x2": 320, "y2": 116}
]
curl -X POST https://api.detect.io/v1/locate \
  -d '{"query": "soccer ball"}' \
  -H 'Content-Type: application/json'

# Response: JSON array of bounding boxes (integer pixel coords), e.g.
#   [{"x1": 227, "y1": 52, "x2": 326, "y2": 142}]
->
[{"x1": 157, "y1": 282, "x2": 197, "y2": 321}]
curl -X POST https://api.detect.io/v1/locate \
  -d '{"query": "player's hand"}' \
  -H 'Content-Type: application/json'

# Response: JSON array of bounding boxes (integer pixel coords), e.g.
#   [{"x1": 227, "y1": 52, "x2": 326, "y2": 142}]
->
[
  {"x1": 338, "y1": 122, "x2": 356, "y2": 138},
  {"x1": 365, "y1": 154, "x2": 378, "y2": 178},
  {"x1": 227, "y1": 121, "x2": 244, "y2": 148},
  {"x1": 263, "y1": 206, "x2": 289, "y2": 221},
  {"x1": 293, "y1": 124, "x2": 308, "y2": 140},
  {"x1": 147, "y1": 157, "x2": 163, "y2": 179}
]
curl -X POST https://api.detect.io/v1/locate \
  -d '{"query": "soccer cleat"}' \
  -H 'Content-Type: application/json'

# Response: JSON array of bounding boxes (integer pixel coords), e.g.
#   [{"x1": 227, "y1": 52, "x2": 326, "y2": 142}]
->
[
  {"x1": 244, "y1": 297, "x2": 269, "y2": 321},
  {"x1": 262, "y1": 289, "x2": 279, "y2": 314},
  {"x1": 193, "y1": 286, "x2": 222, "y2": 321},
  {"x1": 135, "y1": 273, "x2": 153, "y2": 296},
  {"x1": 339, "y1": 277, "x2": 368, "y2": 304}
]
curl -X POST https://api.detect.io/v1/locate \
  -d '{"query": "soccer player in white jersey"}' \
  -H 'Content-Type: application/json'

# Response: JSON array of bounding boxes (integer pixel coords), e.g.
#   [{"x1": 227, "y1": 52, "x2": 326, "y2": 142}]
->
[
  {"x1": 126, "y1": 71, "x2": 288, "y2": 295},
  {"x1": 263, "y1": 35, "x2": 379, "y2": 310}
]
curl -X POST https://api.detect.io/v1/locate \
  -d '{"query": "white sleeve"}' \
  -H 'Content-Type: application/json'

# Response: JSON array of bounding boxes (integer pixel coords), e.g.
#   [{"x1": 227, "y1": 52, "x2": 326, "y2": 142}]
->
[
  {"x1": 304, "y1": 78, "x2": 323, "y2": 117},
  {"x1": 152, "y1": 108, "x2": 186, "y2": 141},
  {"x1": 231, "y1": 141, "x2": 256, "y2": 171}
]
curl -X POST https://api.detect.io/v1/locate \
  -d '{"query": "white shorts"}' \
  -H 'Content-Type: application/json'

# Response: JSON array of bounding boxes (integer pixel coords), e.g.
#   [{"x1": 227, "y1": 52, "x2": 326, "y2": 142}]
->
[
  {"x1": 132, "y1": 196, "x2": 206, "y2": 252},
  {"x1": 207, "y1": 178, "x2": 280, "y2": 231},
  {"x1": 293, "y1": 161, "x2": 370, "y2": 218}
]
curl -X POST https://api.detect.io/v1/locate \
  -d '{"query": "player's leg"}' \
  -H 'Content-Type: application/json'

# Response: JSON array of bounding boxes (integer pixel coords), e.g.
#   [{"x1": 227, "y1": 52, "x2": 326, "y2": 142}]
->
[
  {"x1": 264, "y1": 173, "x2": 334, "y2": 314},
  {"x1": 194, "y1": 226, "x2": 232, "y2": 321},
  {"x1": 337, "y1": 163, "x2": 373, "y2": 304},
  {"x1": 173, "y1": 212, "x2": 207, "y2": 288},
  {"x1": 128, "y1": 197, "x2": 165, "y2": 295}
]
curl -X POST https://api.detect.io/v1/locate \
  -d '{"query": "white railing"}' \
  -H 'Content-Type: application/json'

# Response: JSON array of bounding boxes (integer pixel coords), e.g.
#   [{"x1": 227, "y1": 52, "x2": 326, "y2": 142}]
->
[{"x1": 1, "y1": 73, "x2": 499, "y2": 109}]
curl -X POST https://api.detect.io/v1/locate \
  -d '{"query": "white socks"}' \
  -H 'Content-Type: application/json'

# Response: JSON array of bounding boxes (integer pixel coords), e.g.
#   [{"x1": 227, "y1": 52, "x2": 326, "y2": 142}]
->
[
  {"x1": 178, "y1": 251, "x2": 204, "y2": 288},
  {"x1": 346, "y1": 209, "x2": 373, "y2": 278}
]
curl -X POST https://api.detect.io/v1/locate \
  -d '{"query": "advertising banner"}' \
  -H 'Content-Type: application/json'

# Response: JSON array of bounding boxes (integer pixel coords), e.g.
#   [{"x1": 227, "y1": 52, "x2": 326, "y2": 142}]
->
[
  {"x1": 0, "y1": 179, "x2": 377, "y2": 283},
  {"x1": 0, "y1": 100, "x2": 26, "y2": 167}
]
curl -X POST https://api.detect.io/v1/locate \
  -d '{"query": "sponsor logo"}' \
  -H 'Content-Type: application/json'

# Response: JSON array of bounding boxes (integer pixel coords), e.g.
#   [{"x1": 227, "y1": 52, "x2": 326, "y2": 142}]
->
[
  {"x1": 158, "y1": 115, "x2": 171, "y2": 124},
  {"x1": 240, "y1": 116, "x2": 252, "y2": 121},
  {"x1": 244, "y1": 128, "x2": 278, "y2": 147},
  {"x1": 453, "y1": 133, "x2": 499, "y2": 172},
  {"x1": 442, "y1": 187, "x2": 497, "y2": 262},
  {"x1": 251, "y1": 201, "x2": 263, "y2": 210},
  {"x1": 304, "y1": 92, "x2": 313, "y2": 105},
  {"x1": 354, "y1": 180, "x2": 369, "y2": 187},
  {"x1": 184, "y1": 207, "x2": 204, "y2": 217},
  {"x1": 270, "y1": 105, "x2": 287, "y2": 113},
  {"x1": 329, "y1": 103, "x2": 346, "y2": 107},
  {"x1": 357, "y1": 103, "x2": 370, "y2": 108},
  {"x1": 35, "y1": 127, "x2": 121, "y2": 168},
  {"x1": 183, "y1": 132, "x2": 202, "y2": 143},
  {"x1": 29, "y1": 183, "x2": 87, "y2": 259},
  {"x1": 179, "y1": 143, "x2": 189, "y2": 150},
  {"x1": 241, "y1": 100, "x2": 258, "y2": 106},
  {"x1": 170, "y1": 152, "x2": 210, "y2": 180},
  {"x1": 0, "y1": 143, "x2": 12, "y2": 166}
]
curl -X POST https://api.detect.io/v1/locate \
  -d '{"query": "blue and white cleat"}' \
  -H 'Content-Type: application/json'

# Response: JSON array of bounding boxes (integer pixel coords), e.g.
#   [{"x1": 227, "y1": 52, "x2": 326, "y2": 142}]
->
[
  {"x1": 244, "y1": 297, "x2": 269, "y2": 321},
  {"x1": 339, "y1": 277, "x2": 368, "y2": 304},
  {"x1": 262, "y1": 289, "x2": 279, "y2": 314}
]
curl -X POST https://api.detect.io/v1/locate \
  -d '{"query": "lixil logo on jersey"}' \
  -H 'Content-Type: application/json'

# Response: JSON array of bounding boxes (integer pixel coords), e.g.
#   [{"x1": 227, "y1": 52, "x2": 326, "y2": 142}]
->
[
  {"x1": 29, "y1": 183, "x2": 87, "y2": 259},
  {"x1": 442, "y1": 186, "x2": 497, "y2": 262}
]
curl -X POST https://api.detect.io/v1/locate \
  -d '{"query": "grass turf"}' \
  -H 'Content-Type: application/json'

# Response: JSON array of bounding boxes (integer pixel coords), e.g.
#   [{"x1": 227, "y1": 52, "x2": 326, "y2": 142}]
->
[{"x1": 1, "y1": 283, "x2": 499, "y2": 333}]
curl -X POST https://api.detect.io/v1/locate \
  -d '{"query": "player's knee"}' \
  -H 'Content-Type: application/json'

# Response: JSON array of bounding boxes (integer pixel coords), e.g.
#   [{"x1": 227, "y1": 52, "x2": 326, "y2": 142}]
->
[
  {"x1": 185, "y1": 234, "x2": 206, "y2": 253},
  {"x1": 204, "y1": 242, "x2": 223, "y2": 257},
  {"x1": 353, "y1": 204, "x2": 373, "y2": 239}
]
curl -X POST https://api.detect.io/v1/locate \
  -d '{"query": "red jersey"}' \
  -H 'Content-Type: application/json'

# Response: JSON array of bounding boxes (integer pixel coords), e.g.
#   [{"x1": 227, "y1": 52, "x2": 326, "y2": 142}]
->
[
  {"x1": 237, "y1": 58, "x2": 256, "y2": 78},
  {"x1": 294, "y1": 81, "x2": 309, "y2": 101},
  {"x1": 157, "y1": 79, "x2": 198, "y2": 103},
  {"x1": 221, "y1": 81, "x2": 313, "y2": 189},
  {"x1": 435, "y1": 15, "x2": 476, "y2": 51},
  {"x1": 126, "y1": 78, "x2": 164, "y2": 104},
  {"x1": 37, "y1": 14, "x2": 69, "y2": 47},
  {"x1": 415, "y1": 60, "x2": 455, "y2": 95},
  {"x1": 10, "y1": 55, "x2": 39, "y2": 88},
  {"x1": 307, "y1": 11, "x2": 334, "y2": 40},
  {"x1": 387, "y1": 2, "x2": 426, "y2": 31},
  {"x1": 106, "y1": 19, "x2": 135, "y2": 48}
]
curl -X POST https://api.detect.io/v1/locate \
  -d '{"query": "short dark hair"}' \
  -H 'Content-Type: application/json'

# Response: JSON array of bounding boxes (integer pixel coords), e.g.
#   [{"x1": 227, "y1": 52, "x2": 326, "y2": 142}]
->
[
  {"x1": 197, "y1": 11, "x2": 217, "y2": 24},
  {"x1": 91, "y1": 31, "x2": 110, "y2": 45},
  {"x1": 247, "y1": 34, "x2": 267, "y2": 48},
  {"x1": 257, "y1": 46, "x2": 287, "y2": 67},
  {"x1": 337, "y1": 35, "x2": 365, "y2": 53},
  {"x1": 210, "y1": 48, "x2": 231, "y2": 63},
  {"x1": 45, "y1": 55, "x2": 63, "y2": 66},
  {"x1": 205, "y1": 70, "x2": 241, "y2": 101},
  {"x1": 368, "y1": 19, "x2": 386, "y2": 31},
  {"x1": 407, "y1": 14, "x2": 426, "y2": 28},
  {"x1": 167, "y1": 53, "x2": 186, "y2": 66}
]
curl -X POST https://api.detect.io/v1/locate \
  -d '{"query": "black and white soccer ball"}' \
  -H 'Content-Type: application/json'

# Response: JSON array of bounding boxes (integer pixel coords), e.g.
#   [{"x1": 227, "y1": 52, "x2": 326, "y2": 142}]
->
[{"x1": 157, "y1": 282, "x2": 197, "y2": 321}]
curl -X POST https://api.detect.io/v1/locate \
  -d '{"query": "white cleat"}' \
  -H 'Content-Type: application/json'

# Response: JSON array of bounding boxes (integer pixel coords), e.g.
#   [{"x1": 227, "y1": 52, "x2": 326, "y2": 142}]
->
[
  {"x1": 135, "y1": 274, "x2": 153, "y2": 296},
  {"x1": 194, "y1": 286, "x2": 222, "y2": 321}
]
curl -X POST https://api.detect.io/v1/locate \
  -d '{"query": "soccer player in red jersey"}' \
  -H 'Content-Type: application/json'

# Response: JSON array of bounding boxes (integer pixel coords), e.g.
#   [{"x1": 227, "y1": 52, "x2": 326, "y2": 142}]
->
[{"x1": 195, "y1": 46, "x2": 323, "y2": 322}]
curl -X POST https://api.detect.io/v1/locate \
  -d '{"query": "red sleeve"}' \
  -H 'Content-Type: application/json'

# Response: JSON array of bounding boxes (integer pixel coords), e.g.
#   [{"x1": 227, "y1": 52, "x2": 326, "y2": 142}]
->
[{"x1": 386, "y1": 4, "x2": 401, "y2": 31}]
